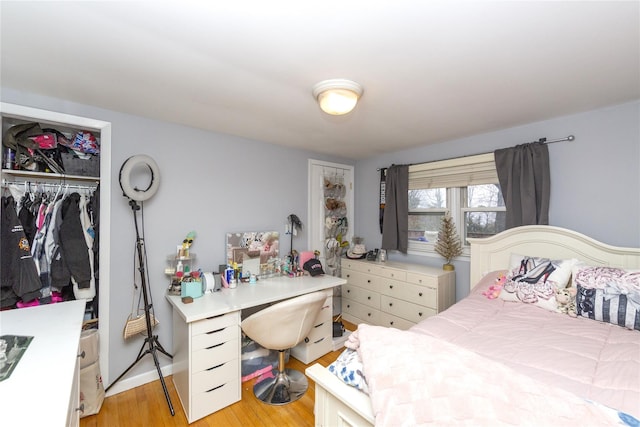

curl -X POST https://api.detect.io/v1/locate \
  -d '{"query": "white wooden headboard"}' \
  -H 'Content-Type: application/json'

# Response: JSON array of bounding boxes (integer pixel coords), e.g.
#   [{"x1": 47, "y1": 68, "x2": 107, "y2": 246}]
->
[{"x1": 467, "y1": 225, "x2": 640, "y2": 291}]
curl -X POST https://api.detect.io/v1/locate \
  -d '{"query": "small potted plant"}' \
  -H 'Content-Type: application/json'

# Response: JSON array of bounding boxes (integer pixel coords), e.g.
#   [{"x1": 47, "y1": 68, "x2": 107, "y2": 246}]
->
[{"x1": 434, "y1": 213, "x2": 462, "y2": 270}]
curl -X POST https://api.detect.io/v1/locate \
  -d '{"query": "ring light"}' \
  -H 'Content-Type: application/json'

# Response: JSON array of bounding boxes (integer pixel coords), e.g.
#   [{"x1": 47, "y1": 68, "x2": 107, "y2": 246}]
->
[{"x1": 119, "y1": 155, "x2": 160, "y2": 201}]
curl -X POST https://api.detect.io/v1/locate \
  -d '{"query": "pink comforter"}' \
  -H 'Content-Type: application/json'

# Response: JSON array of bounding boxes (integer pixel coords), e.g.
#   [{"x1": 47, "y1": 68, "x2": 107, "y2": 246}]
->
[
  {"x1": 356, "y1": 324, "x2": 633, "y2": 426},
  {"x1": 410, "y1": 271, "x2": 640, "y2": 418},
  {"x1": 353, "y1": 271, "x2": 640, "y2": 425}
]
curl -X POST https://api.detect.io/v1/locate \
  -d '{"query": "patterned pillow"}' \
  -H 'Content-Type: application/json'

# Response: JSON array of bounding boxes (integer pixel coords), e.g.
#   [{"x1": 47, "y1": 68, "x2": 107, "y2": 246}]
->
[
  {"x1": 499, "y1": 254, "x2": 576, "y2": 311},
  {"x1": 328, "y1": 348, "x2": 369, "y2": 394},
  {"x1": 574, "y1": 266, "x2": 640, "y2": 331}
]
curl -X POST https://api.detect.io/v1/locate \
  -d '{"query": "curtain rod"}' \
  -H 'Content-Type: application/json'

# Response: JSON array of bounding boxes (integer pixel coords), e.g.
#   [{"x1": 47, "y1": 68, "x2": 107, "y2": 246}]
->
[{"x1": 377, "y1": 135, "x2": 575, "y2": 171}]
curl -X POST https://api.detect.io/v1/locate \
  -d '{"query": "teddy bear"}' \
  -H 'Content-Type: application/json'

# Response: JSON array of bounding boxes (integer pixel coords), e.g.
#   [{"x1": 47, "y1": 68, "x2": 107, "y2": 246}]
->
[
  {"x1": 483, "y1": 274, "x2": 507, "y2": 299},
  {"x1": 555, "y1": 286, "x2": 577, "y2": 317}
]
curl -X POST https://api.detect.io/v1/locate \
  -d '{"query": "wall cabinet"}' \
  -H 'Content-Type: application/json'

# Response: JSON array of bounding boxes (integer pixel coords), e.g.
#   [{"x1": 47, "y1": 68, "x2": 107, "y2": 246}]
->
[{"x1": 341, "y1": 259, "x2": 455, "y2": 329}]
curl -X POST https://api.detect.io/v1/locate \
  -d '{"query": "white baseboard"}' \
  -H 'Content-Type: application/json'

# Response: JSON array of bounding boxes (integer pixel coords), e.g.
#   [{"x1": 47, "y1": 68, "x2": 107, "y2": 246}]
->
[{"x1": 105, "y1": 364, "x2": 173, "y2": 397}]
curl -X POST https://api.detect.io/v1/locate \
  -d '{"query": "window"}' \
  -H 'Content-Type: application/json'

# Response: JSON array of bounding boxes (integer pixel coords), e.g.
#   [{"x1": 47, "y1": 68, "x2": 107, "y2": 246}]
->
[{"x1": 407, "y1": 154, "x2": 505, "y2": 256}]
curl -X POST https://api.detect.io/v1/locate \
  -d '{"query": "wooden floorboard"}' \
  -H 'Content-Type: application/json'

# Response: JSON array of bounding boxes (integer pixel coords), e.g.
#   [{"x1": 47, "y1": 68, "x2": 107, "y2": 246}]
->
[{"x1": 80, "y1": 323, "x2": 355, "y2": 427}]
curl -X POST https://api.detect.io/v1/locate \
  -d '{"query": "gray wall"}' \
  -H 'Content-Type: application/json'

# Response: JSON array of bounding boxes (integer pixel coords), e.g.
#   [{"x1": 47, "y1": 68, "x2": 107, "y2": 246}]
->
[
  {"x1": 3, "y1": 88, "x2": 638, "y2": 388},
  {"x1": 1, "y1": 88, "x2": 353, "y2": 387},
  {"x1": 353, "y1": 100, "x2": 640, "y2": 301}
]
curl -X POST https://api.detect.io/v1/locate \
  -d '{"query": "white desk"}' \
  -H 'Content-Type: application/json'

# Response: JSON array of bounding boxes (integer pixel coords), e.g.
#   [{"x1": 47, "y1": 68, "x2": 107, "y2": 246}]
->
[
  {"x1": 0, "y1": 300, "x2": 85, "y2": 427},
  {"x1": 166, "y1": 274, "x2": 345, "y2": 423}
]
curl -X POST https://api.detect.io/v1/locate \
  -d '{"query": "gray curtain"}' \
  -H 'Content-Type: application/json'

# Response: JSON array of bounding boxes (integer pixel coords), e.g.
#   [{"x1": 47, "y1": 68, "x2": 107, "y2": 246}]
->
[
  {"x1": 494, "y1": 142, "x2": 550, "y2": 229},
  {"x1": 381, "y1": 164, "x2": 409, "y2": 253}
]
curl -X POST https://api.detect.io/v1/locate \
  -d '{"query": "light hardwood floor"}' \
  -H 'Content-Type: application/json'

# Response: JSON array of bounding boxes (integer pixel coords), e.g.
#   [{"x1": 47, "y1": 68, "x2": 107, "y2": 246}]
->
[{"x1": 80, "y1": 325, "x2": 354, "y2": 427}]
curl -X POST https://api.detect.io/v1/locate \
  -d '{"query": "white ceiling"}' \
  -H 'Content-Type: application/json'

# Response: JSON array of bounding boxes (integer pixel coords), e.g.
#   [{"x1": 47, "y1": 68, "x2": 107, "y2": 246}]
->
[{"x1": 1, "y1": 1, "x2": 638, "y2": 160}]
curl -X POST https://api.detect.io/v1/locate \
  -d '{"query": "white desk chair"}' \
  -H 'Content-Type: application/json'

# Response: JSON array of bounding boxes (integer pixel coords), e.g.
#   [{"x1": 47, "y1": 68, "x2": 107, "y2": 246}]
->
[{"x1": 241, "y1": 291, "x2": 327, "y2": 405}]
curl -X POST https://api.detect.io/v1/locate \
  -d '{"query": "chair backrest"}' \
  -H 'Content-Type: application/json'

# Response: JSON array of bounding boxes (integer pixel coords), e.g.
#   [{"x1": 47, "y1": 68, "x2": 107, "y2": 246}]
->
[{"x1": 241, "y1": 291, "x2": 327, "y2": 351}]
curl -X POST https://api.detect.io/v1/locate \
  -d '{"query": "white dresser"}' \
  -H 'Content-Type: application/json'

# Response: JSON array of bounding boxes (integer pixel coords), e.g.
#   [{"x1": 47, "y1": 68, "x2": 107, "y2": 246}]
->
[{"x1": 341, "y1": 259, "x2": 455, "y2": 329}]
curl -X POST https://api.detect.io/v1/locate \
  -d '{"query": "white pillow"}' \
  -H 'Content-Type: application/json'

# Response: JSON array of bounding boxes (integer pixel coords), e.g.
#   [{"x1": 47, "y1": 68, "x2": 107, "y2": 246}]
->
[{"x1": 499, "y1": 254, "x2": 576, "y2": 312}]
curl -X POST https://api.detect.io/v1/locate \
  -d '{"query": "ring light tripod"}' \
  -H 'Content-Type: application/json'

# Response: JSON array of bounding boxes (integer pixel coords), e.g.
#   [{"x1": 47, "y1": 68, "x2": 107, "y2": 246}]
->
[{"x1": 106, "y1": 155, "x2": 174, "y2": 416}]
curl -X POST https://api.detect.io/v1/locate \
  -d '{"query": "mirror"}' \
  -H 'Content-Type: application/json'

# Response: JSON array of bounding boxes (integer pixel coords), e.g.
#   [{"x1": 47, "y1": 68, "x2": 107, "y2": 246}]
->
[{"x1": 226, "y1": 231, "x2": 280, "y2": 278}]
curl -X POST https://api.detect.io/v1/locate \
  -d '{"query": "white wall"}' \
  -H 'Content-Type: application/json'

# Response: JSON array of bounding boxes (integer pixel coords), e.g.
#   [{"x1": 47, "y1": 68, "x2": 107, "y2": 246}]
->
[
  {"x1": 353, "y1": 100, "x2": 640, "y2": 300},
  {"x1": 1, "y1": 88, "x2": 353, "y2": 391}
]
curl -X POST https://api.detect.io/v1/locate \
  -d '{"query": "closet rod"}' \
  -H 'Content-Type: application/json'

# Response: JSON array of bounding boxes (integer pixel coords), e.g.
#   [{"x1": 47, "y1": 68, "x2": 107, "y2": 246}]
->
[
  {"x1": 377, "y1": 134, "x2": 575, "y2": 171},
  {"x1": 2, "y1": 179, "x2": 98, "y2": 191}
]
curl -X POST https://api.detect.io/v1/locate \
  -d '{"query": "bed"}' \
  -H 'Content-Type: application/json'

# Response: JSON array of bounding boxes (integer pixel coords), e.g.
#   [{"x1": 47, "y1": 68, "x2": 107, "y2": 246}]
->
[{"x1": 306, "y1": 225, "x2": 640, "y2": 426}]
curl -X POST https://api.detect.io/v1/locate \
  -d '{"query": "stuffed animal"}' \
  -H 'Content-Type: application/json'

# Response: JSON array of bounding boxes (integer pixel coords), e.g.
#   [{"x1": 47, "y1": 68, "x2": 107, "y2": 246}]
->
[
  {"x1": 483, "y1": 273, "x2": 507, "y2": 299},
  {"x1": 556, "y1": 286, "x2": 577, "y2": 317}
]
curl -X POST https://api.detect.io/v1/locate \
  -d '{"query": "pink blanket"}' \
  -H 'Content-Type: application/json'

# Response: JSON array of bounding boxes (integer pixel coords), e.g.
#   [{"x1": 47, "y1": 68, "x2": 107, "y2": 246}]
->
[{"x1": 355, "y1": 324, "x2": 635, "y2": 426}]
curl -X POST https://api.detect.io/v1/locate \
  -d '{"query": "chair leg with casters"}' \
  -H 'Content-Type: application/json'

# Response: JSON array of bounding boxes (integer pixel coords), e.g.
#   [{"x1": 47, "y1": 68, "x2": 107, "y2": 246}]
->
[{"x1": 254, "y1": 349, "x2": 308, "y2": 405}]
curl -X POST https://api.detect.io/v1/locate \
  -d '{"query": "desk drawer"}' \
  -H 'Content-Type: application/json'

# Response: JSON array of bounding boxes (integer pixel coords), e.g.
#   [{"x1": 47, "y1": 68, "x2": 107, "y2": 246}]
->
[
  {"x1": 192, "y1": 324, "x2": 238, "y2": 351},
  {"x1": 192, "y1": 358, "x2": 239, "y2": 394},
  {"x1": 192, "y1": 379, "x2": 240, "y2": 422},
  {"x1": 192, "y1": 339, "x2": 238, "y2": 373},
  {"x1": 192, "y1": 312, "x2": 239, "y2": 336}
]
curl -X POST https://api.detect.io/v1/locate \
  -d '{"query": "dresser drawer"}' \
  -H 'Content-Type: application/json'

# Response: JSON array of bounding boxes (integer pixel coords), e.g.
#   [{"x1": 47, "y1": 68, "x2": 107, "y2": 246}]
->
[
  {"x1": 380, "y1": 295, "x2": 436, "y2": 323},
  {"x1": 342, "y1": 299, "x2": 380, "y2": 324},
  {"x1": 191, "y1": 379, "x2": 240, "y2": 422},
  {"x1": 192, "y1": 324, "x2": 238, "y2": 351},
  {"x1": 365, "y1": 264, "x2": 406, "y2": 282},
  {"x1": 306, "y1": 319, "x2": 332, "y2": 343},
  {"x1": 378, "y1": 311, "x2": 414, "y2": 330},
  {"x1": 192, "y1": 312, "x2": 239, "y2": 336},
  {"x1": 342, "y1": 270, "x2": 384, "y2": 293},
  {"x1": 192, "y1": 358, "x2": 239, "y2": 394},
  {"x1": 384, "y1": 281, "x2": 437, "y2": 309},
  {"x1": 192, "y1": 338, "x2": 239, "y2": 373},
  {"x1": 342, "y1": 284, "x2": 380, "y2": 309},
  {"x1": 406, "y1": 272, "x2": 439, "y2": 287}
]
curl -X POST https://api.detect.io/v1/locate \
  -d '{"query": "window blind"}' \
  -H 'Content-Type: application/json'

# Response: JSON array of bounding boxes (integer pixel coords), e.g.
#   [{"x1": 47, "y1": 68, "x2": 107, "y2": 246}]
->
[{"x1": 408, "y1": 153, "x2": 498, "y2": 189}]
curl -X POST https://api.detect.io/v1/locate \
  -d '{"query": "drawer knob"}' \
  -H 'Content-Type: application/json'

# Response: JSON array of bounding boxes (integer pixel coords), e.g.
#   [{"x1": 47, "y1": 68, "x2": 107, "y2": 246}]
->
[
  {"x1": 347, "y1": 304, "x2": 351, "y2": 308},
  {"x1": 367, "y1": 296, "x2": 371, "y2": 300},
  {"x1": 389, "y1": 302, "x2": 393, "y2": 307},
  {"x1": 419, "y1": 312, "x2": 423, "y2": 317},
  {"x1": 367, "y1": 279, "x2": 371, "y2": 283},
  {"x1": 419, "y1": 292, "x2": 423, "y2": 297},
  {"x1": 419, "y1": 279, "x2": 422, "y2": 283},
  {"x1": 389, "y1": 285, "x2": 393, "y2": 289},
  {"x1": 347, "y1": 289, "x2": 350, "y2": 293},
  {"x1": 367, "y1": 313, "x2": 371, "y2": 317},
  {"x1": 76, "y1": 403, "x2": 85, "y2": 414},
  {"x1": 305, "y1": 337, "x2": 310, "y2": 343},
  {"x1": 78, "y1": 350, "x2": 86, "y2": 359},
  {"x1": 347, "y1": 274, "x2": 350, "y2": 278},
  {"x1": 390, "y1": 321, "x2": 394, "y2": 325}
]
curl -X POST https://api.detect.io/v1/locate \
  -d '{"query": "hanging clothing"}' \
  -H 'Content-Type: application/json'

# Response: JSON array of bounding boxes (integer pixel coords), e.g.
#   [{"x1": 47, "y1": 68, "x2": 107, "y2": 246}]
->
[
  {"x1": 73, "y1": 194, "x2": 96, "y2": 300},
  {"x1": 1, "y1": 196, "x2": 42, "y2": 308},
  {"x1": 53, "y1": 193, "x2": 92, "y2": 290}
]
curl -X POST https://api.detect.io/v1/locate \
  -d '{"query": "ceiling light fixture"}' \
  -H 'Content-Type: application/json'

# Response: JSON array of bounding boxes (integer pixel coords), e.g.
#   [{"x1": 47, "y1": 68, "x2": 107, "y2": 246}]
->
[{"x1": 313, "y1": 79, "x2": 363, "y2": 115}]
